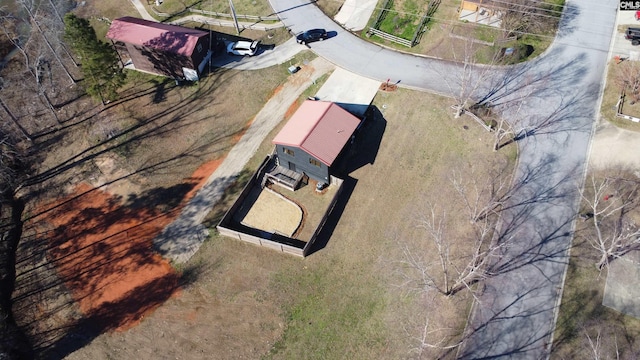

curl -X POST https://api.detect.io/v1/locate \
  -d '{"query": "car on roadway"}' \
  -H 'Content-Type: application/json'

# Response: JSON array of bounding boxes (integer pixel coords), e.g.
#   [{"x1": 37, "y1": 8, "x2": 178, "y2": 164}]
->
[
  {"x1": 296, "y1": 29, "x2": 328, "y2": 45},
  {"x1": 227, "y1": 40, "x2": 260, "y2": 56}
]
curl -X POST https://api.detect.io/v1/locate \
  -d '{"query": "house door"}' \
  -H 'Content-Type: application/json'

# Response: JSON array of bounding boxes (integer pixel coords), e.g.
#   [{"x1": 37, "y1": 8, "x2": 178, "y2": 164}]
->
[{"x1": 288, "y1": 162, "x2": 296, "y2": 172}]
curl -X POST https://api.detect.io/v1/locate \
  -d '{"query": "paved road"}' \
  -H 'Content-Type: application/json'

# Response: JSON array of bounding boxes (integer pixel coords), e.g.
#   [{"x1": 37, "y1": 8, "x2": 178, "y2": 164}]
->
[
  {"x1": 267, "y1": 0, "x2": 618, "y2": 358},
  {"x1": 211, "y1": 38, "x2": 307, "y2": 70},
  {"x1": 459, "y1": 2, "x2": 617, "y2": 358},
  {"x1": 270, "y1": 0, "x2": 485, "y2": 96}
]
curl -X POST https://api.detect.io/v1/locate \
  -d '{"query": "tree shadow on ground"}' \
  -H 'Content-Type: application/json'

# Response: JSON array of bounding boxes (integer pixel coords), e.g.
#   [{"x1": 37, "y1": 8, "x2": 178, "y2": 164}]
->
[
  {"x1": 12, "y1": 177, "x2": 208, "y2": 359},
  {"x1": 456, "y1": 153, "x2": 590, "y2": 358},
  {"x1": 37, "y1": 269, "x2": 202, "y2": 360},
  {"x1": 23, "y1": 62, "x2": 235, "y2": 198}
]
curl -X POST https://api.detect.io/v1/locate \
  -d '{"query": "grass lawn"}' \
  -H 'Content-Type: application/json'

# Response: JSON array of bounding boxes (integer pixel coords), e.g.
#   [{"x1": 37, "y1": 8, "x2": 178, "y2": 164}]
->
[
  {"x1": 376, "y1": 0, "x2": 426, "y2": 40},
  {"x1": 58, "y1": 83, "x2": 516, "y2": 359},
  {"x1": 361, "y1": 0, "x2": 557, "y2": 63},
  {"x1": 16, "y1": 0, "x2": 523, "y2": 358},
  {"x1": 150, "y1": 0, "x2": 275, "y2": 21},
  {"x1": 198, "y1": 87, "x2": 513, "y2": 359},
  {"x1": 600, "y1": 64, "x2": 640, "y2": 132}
]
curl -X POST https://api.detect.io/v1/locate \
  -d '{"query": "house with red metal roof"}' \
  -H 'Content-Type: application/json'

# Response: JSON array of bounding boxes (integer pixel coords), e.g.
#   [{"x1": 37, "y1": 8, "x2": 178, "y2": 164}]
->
[
  {"x1": 271, "y1": 100, "x2": 361, "y2": 185},
  {"x1": 106, "y1": 17, "x2": 213, "y2": 81}
]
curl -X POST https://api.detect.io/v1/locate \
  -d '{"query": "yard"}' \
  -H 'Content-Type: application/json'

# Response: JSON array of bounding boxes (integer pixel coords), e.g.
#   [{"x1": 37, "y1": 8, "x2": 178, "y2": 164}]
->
[
  {"x1": 54, "y1": 83, "x2": 516, "y2": 359},
  {"x1": 362, "y1": 0, "x2": 557, "y2": 63},
  {"x1": 6, "y1": 0, "x2": 521, "y2": 359}
]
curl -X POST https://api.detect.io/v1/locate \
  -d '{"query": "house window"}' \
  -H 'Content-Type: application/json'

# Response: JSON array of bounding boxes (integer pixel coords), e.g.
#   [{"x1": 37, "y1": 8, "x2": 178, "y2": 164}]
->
[
  {"x1": 284, "y1": 148, "x2": 294, "y2": 156},
  {"x1": 309, "y1": 158, "x2": 321, "y2": 167}
]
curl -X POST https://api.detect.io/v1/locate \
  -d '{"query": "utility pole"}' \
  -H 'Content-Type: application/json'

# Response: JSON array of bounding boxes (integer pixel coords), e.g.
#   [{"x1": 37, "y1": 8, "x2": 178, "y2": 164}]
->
[
  {"x1": 229, "y1": 0, "x2": 240, "y2": 35},
  {"x1": 209, "y1": 0, "x2": 213, "y2": 73}
]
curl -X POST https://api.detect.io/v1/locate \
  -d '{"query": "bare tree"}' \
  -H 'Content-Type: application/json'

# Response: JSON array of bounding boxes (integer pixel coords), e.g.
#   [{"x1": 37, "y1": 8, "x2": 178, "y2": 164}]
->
[
  {"x1": 580, "y1": 173, "x2": 640, "y2": 270},
  {"x1": 612, "y1": 60, "x2": 640, "y2": 104},
  {"x1": 396, "y1": 174, "x2": 513, "y2": 296},
  {"x1": 582, "y1": 328, "x2": 621, "y2": 360},
  {"x1": 17, "y1": 0, "x2": 75, "y2": 84},
  {"x1": 396, "y1": 158, "x2": 510, "y2": 297},
  {"x1": 500, "y1": 0, "x2": 563, "y2": 38},
  {"x1": 585, "y1": 329, "x2": 603, "y2": 360},
  {"x1": 1, "y1": 10, "x2": 63, "y2": 125},
  {"x1": 479, "y1": 84, "x2": 534, "y2": 151},
  {"x1": 446, "y1": 40, "x2": 501, "y2": 118},
  {"x1": 39, "y1": 0, "x2": 79, "y2": 67},
  {"x1": 0, "y1": 14, "x2": 30, "y2": 70},
  {"x1": 450, "y1": 161, "x2": 514, "y2": 222},
  {"x1": 406, "y1": 313, "x2": 462, "y2": 358},
  {"x1": 0, "y1": 77, "x2": 32, "y2": 142}
]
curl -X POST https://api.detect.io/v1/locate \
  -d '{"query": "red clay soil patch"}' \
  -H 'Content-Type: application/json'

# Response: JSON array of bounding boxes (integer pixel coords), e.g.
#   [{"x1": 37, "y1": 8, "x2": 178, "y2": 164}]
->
[
  {"x1": 270, "y1": 83, "x2": 284, "y2": 97},
  {"x1": 232, "y1": 117, "x2": 255, "y2": 143},
  {"x1": 379, "y1": 83, "x2": 398, "y2": 92},
  {"x1": 284, "y1": 100, "x2": 301, "y2": 120},
  {"x1": 182, "y1": 157, "x2": 224, "y2": 199},
  {"x1": 37, "y1": 158, "x2": 223, "y2": 332}
]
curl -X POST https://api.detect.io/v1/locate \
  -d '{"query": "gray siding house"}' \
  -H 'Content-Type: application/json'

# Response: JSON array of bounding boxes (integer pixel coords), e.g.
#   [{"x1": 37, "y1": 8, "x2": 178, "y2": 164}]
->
[
  {"x1": 272, "y1": 100, "x2": 361, "y2": 184},
  {"x1": 275, "y1": 144, "x2": 330, "y2": 183}
]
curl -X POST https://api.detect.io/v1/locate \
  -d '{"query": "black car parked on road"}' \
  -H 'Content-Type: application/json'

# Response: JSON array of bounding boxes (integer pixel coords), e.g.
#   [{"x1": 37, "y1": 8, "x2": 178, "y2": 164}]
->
[{"x1": 296, "y1": 29, "x2": 328, "y2": 45}]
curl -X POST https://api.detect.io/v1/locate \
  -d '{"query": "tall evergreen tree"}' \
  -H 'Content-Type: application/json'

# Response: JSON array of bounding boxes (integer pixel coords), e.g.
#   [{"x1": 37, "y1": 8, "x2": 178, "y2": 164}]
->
[{"x1": 63, "y1": 14, "x2": 124, "y2": 103}]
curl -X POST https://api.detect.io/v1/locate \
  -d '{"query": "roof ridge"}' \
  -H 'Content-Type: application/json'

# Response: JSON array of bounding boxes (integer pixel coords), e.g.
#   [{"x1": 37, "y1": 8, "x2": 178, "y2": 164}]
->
[{"x1": 299, "y1": 101, "x2": 332, "y2": 146}]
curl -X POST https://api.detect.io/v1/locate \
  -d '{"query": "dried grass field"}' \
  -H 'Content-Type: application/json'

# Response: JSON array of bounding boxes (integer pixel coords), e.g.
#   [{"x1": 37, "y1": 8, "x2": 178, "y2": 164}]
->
[
  {"x1": 60, "y1": 85, "x2": 515, "y2": 359},
  {"x1": 5, "y1": 0, "x2": 518, "y2": 359}
]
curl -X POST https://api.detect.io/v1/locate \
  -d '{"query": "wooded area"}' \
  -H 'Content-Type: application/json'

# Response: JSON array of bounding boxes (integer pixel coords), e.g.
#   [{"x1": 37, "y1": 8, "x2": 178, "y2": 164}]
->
[{"x1": 0, "y1": 0, "x2": 100, "y2": 357}]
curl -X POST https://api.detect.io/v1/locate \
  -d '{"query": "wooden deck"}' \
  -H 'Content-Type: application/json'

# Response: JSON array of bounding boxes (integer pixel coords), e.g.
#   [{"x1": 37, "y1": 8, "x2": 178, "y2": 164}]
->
[{"x1": 264, "y1": 157, "x2": 303, "y2": 191}]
